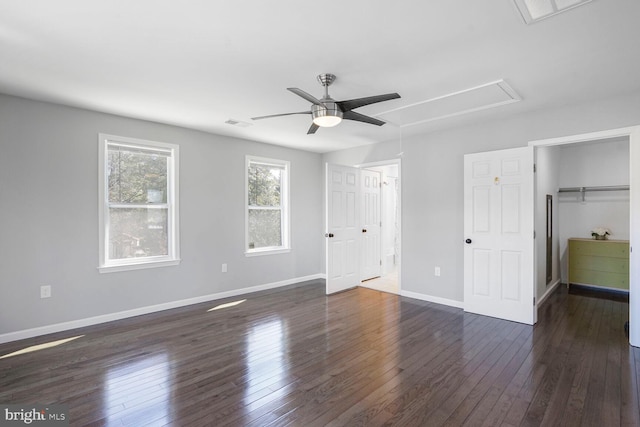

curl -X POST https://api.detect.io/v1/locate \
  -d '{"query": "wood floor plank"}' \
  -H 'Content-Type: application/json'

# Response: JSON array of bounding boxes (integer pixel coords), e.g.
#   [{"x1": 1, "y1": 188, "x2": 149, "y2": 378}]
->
[
  {"x1": 533, "y1": 293, "x2": 593, "y2": 426},
  {"x1": 0, "y1": 280, "x2": 637, "y2": 427},
  {"x1": 316, "y1": 313, "x2": 492, "y2": 427},
  {"x1": 251, "y1": 304, "x2": 482, "y2": 427},
  {"x1": 552, "y1": 295, "x2": 604, "y2": 427},
  {"x1": 319, "y1": 315, "x2": 499, "y2": 427},
  {"x1": 518, "y1": 294, "x2": 586, "y2": 426},
  {"x1": 405, "y1": 324, "x2": 532, "y2": 426},
  {"x1": 579, "y1": 298, "x2": 612, "y2": 426}
]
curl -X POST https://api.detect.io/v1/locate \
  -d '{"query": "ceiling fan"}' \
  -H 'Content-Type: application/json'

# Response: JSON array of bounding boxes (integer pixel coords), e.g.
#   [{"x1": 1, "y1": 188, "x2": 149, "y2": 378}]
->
[{"x1": 251, "y1": 73, "x2": 401, "y2": 134}]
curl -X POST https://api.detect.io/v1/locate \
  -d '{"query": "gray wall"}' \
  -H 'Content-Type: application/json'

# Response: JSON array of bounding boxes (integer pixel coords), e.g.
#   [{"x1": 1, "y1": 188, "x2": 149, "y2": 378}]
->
[
  {"x1": 3, "y1": 89, "x2": 639, "y2": 338},
  {"x1": 324, "y1": 91, "x2": 640, "y2": 304},
  {"x1": 0, "y1": 94, "x2": 324, "y2": 336}
]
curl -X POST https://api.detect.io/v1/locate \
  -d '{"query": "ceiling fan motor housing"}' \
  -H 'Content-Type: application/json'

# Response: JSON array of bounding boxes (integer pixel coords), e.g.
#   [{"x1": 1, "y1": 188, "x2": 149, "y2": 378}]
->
[{"x1": 311, "y1": 102, "x2": 343, "y2": 127}]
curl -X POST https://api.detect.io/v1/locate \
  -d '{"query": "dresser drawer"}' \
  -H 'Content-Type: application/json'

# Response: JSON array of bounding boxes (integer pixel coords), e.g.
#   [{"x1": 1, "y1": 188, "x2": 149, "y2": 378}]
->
[
  {"x1": 568, "y1": 269, "x2": 629, "y2": 290},
  {"x1": 570, "y1": 255, "x2": 629, "y2": 274},
  {"x1": 568, "y1": 240, "x2": 629, "y2": 258}
]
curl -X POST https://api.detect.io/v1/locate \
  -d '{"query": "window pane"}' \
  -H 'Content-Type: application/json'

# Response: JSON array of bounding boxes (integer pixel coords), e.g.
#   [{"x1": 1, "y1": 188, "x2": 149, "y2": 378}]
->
[
  {"x1": 108, "y1": 147, "x2": 168, "y2": 204},
  {"x1": 248, "y1": 163, "x2": 282, "y2": 207},
  {"x1": 109, "y1": 208, "x2": 168, "y2": 259},
  {"x1": 248, "y1": 209, "x2": 282, "y2": 249}
]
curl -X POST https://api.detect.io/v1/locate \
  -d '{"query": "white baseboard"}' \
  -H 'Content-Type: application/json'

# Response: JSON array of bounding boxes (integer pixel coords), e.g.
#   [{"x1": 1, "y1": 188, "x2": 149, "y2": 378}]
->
[
  {"x1": 401, "y1": 290, "x2": 464, "y2": 309},
  {"x1": 0, "y1": 274, "x2": 325, "y2": 344},
  {"x1": 402, "y1": 280, "x2": 564, "y2": 318},
  {"x1": 537, "y1": 278, "x2": 562, "y2": 308}
]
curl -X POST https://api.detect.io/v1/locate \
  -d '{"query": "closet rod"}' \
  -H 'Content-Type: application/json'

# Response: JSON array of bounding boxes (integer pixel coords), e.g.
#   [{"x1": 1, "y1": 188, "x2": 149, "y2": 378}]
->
[
  {"x1": 557, "y1": 185, "x2": 629, "y2": 202},
  {"x1": 557, "y1": 185, "x2": 629, "y2": 193}
]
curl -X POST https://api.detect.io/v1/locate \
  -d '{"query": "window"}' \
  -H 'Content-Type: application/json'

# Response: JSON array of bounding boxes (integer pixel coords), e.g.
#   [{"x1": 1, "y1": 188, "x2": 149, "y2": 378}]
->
[
  {"x1": 246, "y1": 156, "x2": 290, "y2": 255},
  {"x1": 98, "y1": 134, "x2": 179, "y2": 272}
]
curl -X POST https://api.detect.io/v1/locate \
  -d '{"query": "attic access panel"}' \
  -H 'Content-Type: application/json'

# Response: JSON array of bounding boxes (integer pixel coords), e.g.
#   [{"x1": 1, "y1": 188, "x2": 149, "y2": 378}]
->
[{"x1": 376, "y1": 80, "x2": 521, "y2": 128}]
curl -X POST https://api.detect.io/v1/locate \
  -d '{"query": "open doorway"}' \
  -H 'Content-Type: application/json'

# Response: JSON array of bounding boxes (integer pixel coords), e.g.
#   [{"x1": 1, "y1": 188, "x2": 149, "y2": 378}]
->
[
  {"x1": 358, "y1": 160, "x2": 401, "y2": 295},
  {"x1": 530, "y1": 126, "x2": 640, "y2": 348},
  {"x1": 535, "y1": 137, "x2": 630, "y2": 302}
]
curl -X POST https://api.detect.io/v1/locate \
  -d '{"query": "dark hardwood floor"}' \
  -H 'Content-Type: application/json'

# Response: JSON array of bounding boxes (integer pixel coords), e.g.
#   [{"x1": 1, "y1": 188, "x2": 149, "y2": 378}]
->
[{"x1": 1, "y1": 280, "x2": 638, "y2": 426}]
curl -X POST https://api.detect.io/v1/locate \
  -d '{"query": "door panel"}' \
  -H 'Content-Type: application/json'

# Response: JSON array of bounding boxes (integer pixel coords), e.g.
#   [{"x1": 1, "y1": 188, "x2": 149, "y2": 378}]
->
[
  {"x1": 473, "y1": 249, "x2": 491, "y2": 296},
  {"x1": 326, "y1": 164, "x2": 361, "y2": 294},
  {"x1": 473, "y1": 186, "x2": 491, "y2": 232},
  {"x1": 464, "y1": 147, "x2": 535, "y2": 325},
  {"x1": 361, "y1": 169, "x2": 382, "y2": 281}
]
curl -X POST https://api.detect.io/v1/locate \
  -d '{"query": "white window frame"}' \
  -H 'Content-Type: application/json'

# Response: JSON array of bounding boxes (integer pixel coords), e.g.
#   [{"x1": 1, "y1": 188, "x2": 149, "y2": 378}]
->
[
  {"x1": 245, "y1": 156, "x2": 290, "y2": 256},
  {"x1": 98, "y1": 133, "x2": 180, "y2": 273}
]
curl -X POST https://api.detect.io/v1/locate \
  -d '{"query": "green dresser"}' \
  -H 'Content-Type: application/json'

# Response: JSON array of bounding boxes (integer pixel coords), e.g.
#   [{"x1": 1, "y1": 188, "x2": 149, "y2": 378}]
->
[{"x1": 568, "y1": 238, "x2": 629, "y2": 291}]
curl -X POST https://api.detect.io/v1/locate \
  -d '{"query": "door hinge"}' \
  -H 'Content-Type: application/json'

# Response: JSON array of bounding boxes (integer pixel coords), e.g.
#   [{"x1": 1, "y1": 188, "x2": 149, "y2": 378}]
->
[
  {"x1": 533, "y1": 230, "x2": 536, "y2": 239},
  {"x1": 533, "y1": 297, "x2": 536, "y2": 306},
  {"x1": 380, "y1": 221, "x2": 382, "y2": 227},
  {"x1": 380, "y1": 260, "x2": 382, "y2": 266},
  {"x1": 533, "y1": 163, "x2": 537, "y2": 173}
]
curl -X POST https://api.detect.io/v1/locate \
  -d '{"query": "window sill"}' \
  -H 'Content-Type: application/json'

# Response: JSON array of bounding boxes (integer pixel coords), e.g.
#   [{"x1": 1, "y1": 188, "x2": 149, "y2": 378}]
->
[
  {"x1": 245, "y1": 248, "x2": 291, "y2": 257},
  {"x1": 98, "y1": 259, "x2": 181, "y2": 273}
]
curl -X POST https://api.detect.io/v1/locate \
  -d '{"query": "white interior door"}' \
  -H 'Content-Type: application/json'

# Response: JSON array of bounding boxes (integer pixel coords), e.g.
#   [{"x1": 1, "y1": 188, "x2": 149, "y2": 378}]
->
[
  {"x1": 463, "y1": 146, "x2": 536, "y2": 324},
  {"x1": 361, "y1": 169, "x2": 382, "y2": 281},
  {"x1": 326, "y1": 163, "x2": 361, "y2": 294}
]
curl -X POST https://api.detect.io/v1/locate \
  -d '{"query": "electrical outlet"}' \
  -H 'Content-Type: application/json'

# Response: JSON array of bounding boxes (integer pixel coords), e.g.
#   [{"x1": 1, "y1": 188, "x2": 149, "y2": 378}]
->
[
  {"x1": 434, "y1": 267, "x2": 441, "y2": 277},
  {"x1": 221, "y1": 263, "x2": 227, "y2": 273},
  {"x1": 40, "y1": 285, "x2": 52, "y2": 298}
]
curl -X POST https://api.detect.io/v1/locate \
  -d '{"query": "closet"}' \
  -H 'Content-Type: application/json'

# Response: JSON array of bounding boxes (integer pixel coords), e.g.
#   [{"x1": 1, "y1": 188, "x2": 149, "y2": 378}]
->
[
  {"x1": 533, "y1": 126, "x2": 640, "y2": 347},
  {"x1": 555, "y1": 138, "x2": 630, "y2": 293}
]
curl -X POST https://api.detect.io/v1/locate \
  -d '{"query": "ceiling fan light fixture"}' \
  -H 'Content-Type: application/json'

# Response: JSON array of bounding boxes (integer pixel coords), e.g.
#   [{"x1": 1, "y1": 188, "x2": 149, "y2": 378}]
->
[
  {"x1": 313, "y1": 115, "x2": 342, "y2": 127},
  {"x1": 311, "y1": 103, "x2": 343, "y2": 127}
]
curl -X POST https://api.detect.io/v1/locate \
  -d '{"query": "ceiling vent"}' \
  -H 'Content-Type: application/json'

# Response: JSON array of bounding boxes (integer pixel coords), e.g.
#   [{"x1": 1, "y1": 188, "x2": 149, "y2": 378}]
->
[
  {"x1": 513, "y1": 0, "x2": 594, "y2": 24},
  {"x1": 376, "y1": 80, "x2": 521, "y2": 128}
]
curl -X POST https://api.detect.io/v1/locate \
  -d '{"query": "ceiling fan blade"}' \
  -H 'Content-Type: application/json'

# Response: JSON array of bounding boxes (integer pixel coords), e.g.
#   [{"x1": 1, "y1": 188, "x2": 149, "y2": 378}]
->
[
  {"x1": 307, "y1": 123, "x2": 320, "y2": 134},
  {"x1": 337, "y1": 93, "x2": 401, "y2": 112},
  {"x1": 343, "y1": 111, "x2": 386, "y2": 126},
  {"x1": 251, "y1": 111, "x2": 310, "y2": 120},
  {"x1": 288, "y1": 88, "x2": 326, "y2": 107}
]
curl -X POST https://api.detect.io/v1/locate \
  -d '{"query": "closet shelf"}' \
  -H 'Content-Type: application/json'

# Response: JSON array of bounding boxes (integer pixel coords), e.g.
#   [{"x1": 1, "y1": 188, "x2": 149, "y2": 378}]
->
[{"x1": 557, "y1": 185, "x2": 629, "y2": 202}]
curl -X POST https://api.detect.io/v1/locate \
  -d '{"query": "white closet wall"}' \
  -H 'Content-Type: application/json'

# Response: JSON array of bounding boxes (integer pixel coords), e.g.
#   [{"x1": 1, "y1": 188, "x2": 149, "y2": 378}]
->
[{"x1": 558, "y1": 138, "x2": 630, "y2": 283}]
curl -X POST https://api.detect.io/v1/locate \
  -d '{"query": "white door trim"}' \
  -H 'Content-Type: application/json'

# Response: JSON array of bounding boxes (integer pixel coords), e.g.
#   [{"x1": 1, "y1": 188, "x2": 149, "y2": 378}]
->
[
  {"x1": 357, "y1": 159, "x2": 402, "y2": 294},
  {"x1": 529, "y1": 125, "x2": 640, "y2": 348}
]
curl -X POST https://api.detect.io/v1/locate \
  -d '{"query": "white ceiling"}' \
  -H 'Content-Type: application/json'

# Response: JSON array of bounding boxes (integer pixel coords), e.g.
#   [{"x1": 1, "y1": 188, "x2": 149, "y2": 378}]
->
[{"x1": 1, "y1": 0, "x2": 639, "y2": 153}]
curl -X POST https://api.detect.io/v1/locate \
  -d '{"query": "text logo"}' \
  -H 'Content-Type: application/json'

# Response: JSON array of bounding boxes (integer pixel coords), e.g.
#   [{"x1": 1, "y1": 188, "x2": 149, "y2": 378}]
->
[{"x1": 1, "y1": 405, "x2": 68, "y2": 426}]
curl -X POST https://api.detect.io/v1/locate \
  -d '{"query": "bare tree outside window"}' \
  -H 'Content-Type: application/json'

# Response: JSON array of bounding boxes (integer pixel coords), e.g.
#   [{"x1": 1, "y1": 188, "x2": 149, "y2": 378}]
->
[
  {"x1": 107, "y1": 147, "x2": 170, "y2": 259},
  {"x1": 99, "y1": 134, "x2": 179, "y2": 272},
  {"x1": 247, "y1": 158, "x2": 289, "y2": 252}
]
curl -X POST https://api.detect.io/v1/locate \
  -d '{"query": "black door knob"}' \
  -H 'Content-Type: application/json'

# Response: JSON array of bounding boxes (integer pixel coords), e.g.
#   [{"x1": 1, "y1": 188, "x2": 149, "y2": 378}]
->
[{"x1": 465, "y1": 238, "x2": 472, "y2": 244}]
